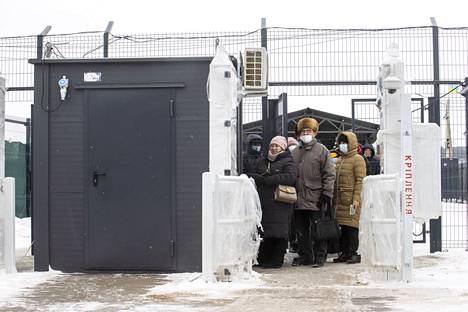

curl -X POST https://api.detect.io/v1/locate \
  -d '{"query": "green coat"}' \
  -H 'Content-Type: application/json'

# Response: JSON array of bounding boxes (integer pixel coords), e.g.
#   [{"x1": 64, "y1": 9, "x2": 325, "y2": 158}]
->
[{"x1": 334, "y1": 132, "x2": 367, "y2": 228}]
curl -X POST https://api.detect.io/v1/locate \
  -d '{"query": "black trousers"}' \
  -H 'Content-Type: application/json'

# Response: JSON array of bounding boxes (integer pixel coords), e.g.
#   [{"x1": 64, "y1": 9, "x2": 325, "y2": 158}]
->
[
  {"x1": 289, "y1": 209, "x2": 298, "y2": 249},
  {"x1": 295, "y1": 210, "x2": 328, "y2": 262},
  {"x1": 339, "y1": 225, "x2": 359, "y2": 255},
  {"x1": 257, "y1": 237, "x2": 288, "y2": 266}
]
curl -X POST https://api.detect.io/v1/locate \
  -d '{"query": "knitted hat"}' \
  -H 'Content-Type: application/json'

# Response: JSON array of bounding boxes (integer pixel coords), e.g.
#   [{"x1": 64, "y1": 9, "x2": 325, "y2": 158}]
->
[
  {"x1": 296, "y1": 118, "x2": 319, "y2": 134},
  {"x1": 287, "y1": 137, "x2": 299, "y2": 147},
  {"x1": 270, "y1": 136, "x2": 288, "y2": 151}
]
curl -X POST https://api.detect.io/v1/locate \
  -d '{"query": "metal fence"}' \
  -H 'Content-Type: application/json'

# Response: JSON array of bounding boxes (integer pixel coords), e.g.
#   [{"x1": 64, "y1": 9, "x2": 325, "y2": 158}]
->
[{"x1": 0, "y1": 22, "x2": 467, "y2": 250}]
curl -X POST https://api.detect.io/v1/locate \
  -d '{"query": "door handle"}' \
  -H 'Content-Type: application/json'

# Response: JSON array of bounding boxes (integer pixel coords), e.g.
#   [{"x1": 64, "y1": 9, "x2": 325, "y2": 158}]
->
[{"x1": 93, "y1": 171, "x2": 106, "y2": 187}]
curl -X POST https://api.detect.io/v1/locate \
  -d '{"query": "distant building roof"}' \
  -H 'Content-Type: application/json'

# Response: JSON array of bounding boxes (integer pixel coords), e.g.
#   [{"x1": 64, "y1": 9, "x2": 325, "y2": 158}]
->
[{"x1": 243, "y1": 107, "x2": 379, "y2": 149}]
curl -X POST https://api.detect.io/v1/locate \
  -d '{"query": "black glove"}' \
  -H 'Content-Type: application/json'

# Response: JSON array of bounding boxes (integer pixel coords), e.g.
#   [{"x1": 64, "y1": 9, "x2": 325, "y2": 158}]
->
[
  {"x1": 319, "y1": 194, "x2": 332, "y2": 207},
  {"x1": 249, "y1": 173, "x2": 265, "y2": 185}
]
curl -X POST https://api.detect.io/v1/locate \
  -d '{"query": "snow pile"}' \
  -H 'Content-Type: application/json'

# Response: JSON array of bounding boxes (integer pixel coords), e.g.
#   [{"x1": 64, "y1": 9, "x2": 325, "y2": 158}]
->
[
  {"x1": 412, "y1": 248, "x2": 468, "y2": 289},
  {"x1": 148, "y1": 272, "x2": 263, "y2": 301},
  {"x1": 15, "y1": 217, "x2": 31, "y2": 249},
  {"x1": 360, "y1": 243, "x2": 468, "y2": 290},
  {"x1": 0, "y1": 270, "x2": 60, "y2": 304}
]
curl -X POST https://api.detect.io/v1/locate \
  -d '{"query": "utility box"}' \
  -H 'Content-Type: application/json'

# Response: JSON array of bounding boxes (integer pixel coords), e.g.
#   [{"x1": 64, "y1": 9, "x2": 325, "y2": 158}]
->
[
  {"x1": 441, "y1": 158, "x2": 460, "y2": 200},
  {"x1": 30, "y1": 57, "x2": 210, "y2": 272}
]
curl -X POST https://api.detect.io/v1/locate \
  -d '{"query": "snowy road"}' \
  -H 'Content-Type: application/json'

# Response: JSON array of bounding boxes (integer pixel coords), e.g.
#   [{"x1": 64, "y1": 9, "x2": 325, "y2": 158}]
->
[
  {"x1": 2, "y1": 247, "x2": 468, "y2": 311},
  {"x1": 2, "y1": 218, "x2": 468, "y2": 311}
]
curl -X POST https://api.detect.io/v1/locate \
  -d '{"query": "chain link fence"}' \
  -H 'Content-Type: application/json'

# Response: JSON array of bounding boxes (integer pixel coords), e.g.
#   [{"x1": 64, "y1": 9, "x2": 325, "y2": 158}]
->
[{"x1": 0, "y1": 25, "x2": 467, "y2": 250}]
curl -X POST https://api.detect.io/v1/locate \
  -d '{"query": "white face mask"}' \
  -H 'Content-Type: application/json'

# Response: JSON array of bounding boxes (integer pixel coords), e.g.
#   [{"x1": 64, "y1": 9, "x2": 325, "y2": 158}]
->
[
  {"x1": 288, "y1": 145, "x2": 297, "y2": 151},
  {"x1": 252, "y1": 145, "x2": 261, "y2": 152},
  {"x1": 339, "y1": 143, "x2": 348, "y2": 154},
  {"x1": 300, "y1": 135, "x2": 313, "y2": 144}
]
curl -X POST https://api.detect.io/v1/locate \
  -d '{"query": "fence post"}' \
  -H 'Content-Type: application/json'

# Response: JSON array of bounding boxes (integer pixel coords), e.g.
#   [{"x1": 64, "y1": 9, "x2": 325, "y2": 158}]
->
[
  {"x1": 279, "y1": 93, "x2": 288, "y2": 138},
  {"x1": 260, "y1": 18, "x2": 269, "y2": 153},
  {"x1": 429, "y1": 17, "x2": 443, "y2": 253},
  {"x1": 202, "y1": 172, "x2": 216, "y2": 282},
  {"x1": 36, "y1": 26, "x2": 52, "y2": 60},
  {"x1": 1, "y1": 178, "x2": 17, "y2": 273},
  {"x1": 460, "y1": 78, "x2": 468, "y2": 250},
  {"x1": 103, "y1": 21, "x2": 114, "y2": 58}
]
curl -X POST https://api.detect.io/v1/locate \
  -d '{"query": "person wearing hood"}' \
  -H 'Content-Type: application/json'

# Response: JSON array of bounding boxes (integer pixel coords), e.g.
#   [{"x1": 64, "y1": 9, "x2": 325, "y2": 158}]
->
[
  {"x1": 357, "y1": 143, "x2": 371, "y2": 176},
  {"x1": 243, "y1": 134, "x2": 263, "y2": 174},
  {"x1": 287, "y1": 137, "x2": 299, "y2": 151},
  {"x1": 290, "y1": 118, "x2": 336, "y2": 267},
  {"x1": 247, "y1": 136, "x2": 298, "y2": 268},
  {"x1": 333, "y1": 132, "x2": 366, "y2": 264},
  {"x1": 362, "y1": 143, "x2": 380, "y2": 175}
]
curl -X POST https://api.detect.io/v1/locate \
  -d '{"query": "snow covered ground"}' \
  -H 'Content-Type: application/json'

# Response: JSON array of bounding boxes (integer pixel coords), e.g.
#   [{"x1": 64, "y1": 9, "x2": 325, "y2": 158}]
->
[
  {"x1": 1, "y1": 218, "x2": 61, "y2": 308},
  {"x1": 1, "y1": 217, "x2": 468, "y2": 311}
]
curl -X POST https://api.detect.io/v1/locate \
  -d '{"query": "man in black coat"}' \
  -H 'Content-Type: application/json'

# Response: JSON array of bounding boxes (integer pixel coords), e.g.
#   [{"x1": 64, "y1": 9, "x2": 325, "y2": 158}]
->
[
  {"x1": 362, "y1": 144, "x2": 381, "y2": 175},
  {"x1": 243, "y1": 134, "x2": 263, "y2": 173}
]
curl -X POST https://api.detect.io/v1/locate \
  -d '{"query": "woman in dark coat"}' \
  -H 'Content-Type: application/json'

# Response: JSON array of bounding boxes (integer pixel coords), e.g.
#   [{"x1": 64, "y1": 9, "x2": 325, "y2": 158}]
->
[{"x1": 248, "y1": 136, "x2": 298, "y2": 268}]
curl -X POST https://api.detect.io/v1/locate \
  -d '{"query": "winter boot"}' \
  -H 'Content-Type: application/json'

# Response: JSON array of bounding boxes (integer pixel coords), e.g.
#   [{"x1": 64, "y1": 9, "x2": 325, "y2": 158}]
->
[
  {"x1": 333, "y1": 253, "x2": 351, "y2": 263},
  {"x1": 346, "y1": 254, "x2": 361, "y2": 264},
  {"x1": 312, "y1": 258, "x2": 325, "y2": 268},
  {"x1": 292, "y1": 256, "x2": 313, "y2": 266}
]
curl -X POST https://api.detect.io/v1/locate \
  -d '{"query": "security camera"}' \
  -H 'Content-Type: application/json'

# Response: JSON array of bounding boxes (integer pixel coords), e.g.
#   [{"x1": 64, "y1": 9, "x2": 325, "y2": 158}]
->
[{"x1": 382, "y1": 75, "x2": 401, "y2": 94}]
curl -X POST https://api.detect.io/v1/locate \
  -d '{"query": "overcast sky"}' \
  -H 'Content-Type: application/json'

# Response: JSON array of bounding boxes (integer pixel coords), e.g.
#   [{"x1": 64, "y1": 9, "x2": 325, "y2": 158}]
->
[{"x1": 0, "y1": 0, "x2": 466, "y2": 36}]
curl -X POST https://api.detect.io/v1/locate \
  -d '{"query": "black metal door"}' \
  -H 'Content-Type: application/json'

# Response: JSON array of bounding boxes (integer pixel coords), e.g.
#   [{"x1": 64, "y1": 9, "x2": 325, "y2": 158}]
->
[{"x1": 86, "y1": 88, "x2": 174, "y2": 270}]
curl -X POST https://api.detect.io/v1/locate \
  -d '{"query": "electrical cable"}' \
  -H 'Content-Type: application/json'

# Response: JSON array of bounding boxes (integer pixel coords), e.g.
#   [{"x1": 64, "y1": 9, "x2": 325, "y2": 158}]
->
[
  {"x1": 38, "y1": 65, "x2": 64, "y2": 113},
  {"x1": 16, "y1": 240, "x2": 34, "y2": 264},
  {"x1": 411, "y1": 81, "x2": 464, "y2": 113}
]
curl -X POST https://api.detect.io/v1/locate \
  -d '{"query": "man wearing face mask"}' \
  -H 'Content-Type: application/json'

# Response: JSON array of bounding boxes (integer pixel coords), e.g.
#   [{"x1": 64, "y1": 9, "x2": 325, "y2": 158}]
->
[
  {"x1": 290, "y1": 118, "x2": 336, "y2": 267},
  {"x1": 333, "y1": 132, "x2": 366, "y2": 264},
  {"x1": 243, "y1": 134, "x2": 263, "y2": 173}
]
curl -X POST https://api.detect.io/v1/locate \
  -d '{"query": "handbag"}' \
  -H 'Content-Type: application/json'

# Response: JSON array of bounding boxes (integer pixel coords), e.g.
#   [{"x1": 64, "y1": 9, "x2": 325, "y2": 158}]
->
[
  {"x1": 274, "y1": 184, "x2": 297, "y2": 204},
  {"x1": 315, "y1": 202, "x2": 342, "y2": 241},
  {"x1": 266, "y1": 162, "x2": 297, "y2": 204}
]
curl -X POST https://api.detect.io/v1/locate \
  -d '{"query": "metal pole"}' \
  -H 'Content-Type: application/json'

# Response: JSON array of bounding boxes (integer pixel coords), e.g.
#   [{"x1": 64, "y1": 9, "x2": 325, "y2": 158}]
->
[
  {"x1": 30, "y1": 104, "x2": 34, "y2": 255},
  {"x1": 103, "y1": 21, "x2": 114, "y2": 58},
  {"x1": 461, "y1": 77, "x2": 468, "y2": 250},
  {"x1": 26, "y1": 117, "x2": 31, "y2": 217},
  {"x1": 280, "y1": 93, "x2": 288, "y2": 138},
  {"x1": 36, "y1": 26, "x2": 52, "y2": 60},
  {"x1": 202, "y1": 172, "x2": 216, "y2": 282},
  {"x1": 464, "y1": 78, "x2": 468, "y2": 197},
  {"x1": 351, "y1": 99, "x2": 356, "y2": 131},
  {"x1": 2, "y1": 178, "x2": 17, "y2": 273},
  {"x1": 0, "y1": 76, "x2": 5, "y2": 179},
  {"x1": 237, "y1": 101, "x2": 243, "y2": 174},
  {"x1": 430, "y1": 17, "x2": 443, "y2": 253},
  {"x1": 261, "y1": 18, "x2": 269, "y2": 153}
]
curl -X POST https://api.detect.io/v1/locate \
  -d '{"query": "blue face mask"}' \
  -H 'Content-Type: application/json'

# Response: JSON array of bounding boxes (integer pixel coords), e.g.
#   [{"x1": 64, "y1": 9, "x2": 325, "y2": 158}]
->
[{"x1": 339, "y1": 143, "x2": 348, "y2": 154}]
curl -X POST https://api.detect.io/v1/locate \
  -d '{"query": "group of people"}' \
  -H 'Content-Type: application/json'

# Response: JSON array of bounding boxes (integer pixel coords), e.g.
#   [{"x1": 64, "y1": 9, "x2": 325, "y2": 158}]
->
[{"x1": 243, "y1": 117, "x2": 380, "y2": 269}]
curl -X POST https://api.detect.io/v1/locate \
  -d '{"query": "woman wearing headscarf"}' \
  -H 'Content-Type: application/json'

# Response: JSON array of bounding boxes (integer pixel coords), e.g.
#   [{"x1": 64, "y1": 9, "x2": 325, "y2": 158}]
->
[
  {"x1": 333, "y1": 131, "x2": 366, "y2": 264},
  {"x1": 248, "y1": 136, "x2": 298, "y2": 268}
]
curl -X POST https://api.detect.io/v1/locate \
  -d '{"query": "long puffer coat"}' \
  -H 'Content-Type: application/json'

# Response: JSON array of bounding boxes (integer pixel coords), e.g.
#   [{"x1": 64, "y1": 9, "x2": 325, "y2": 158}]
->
[
  {"x1": 251, "y1": 151, "x2": 298, "y2": 238},
  {"x1": 334, "y1": 132, "x2": 367, "y2": 229}
]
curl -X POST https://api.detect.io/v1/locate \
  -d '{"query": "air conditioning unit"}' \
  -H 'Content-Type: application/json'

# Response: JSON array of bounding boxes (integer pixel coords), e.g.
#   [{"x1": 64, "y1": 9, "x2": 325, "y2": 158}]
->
[{"x1": 243, "y1": 48, "x2": 268, "y2": 91}]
